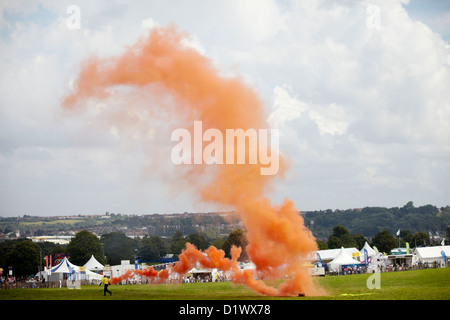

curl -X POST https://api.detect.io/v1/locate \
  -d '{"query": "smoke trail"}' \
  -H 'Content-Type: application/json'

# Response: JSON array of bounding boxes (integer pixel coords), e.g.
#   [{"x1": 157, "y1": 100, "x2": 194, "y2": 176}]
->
[{"x1": 63, "y1": 25, "x2": 321, "y2": 296}]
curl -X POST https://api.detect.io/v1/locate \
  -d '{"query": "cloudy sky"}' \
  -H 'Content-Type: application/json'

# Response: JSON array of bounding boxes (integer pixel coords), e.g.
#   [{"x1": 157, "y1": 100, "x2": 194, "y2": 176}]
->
[{"x1": 0, "y1": 0, "x2": 449, "y2": 217}]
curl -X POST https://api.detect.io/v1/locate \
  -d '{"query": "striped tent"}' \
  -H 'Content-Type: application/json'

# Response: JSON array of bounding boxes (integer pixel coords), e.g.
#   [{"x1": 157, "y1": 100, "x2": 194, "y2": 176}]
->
[
  {"x1": 51, "y1": 257, "x2": 78, "y2": 274},
  {"x1": 50, "y1": 257, "x2": 102, "y2": 281}
]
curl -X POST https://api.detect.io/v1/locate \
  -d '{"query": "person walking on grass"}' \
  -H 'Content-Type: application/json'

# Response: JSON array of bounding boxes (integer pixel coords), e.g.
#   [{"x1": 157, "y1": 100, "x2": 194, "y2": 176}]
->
[{"x1": 100, "y1": 275, "x2": 112, "y2": 296}]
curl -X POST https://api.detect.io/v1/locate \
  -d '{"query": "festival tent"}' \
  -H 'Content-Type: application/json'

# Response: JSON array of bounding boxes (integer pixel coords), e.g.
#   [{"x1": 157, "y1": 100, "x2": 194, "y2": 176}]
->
[
  {"x1": 83, "y1": 269, "x2": 103, "y2": 281},
  {"x1": 50, "y1": 257, "x2": 102, "y2": 281},
  {"x1": 186, "y1": 267, "x2": 220, "y2": 282},
  {"x1": 328, "y1": 247, "x2": 361, "y2": 271},
  {"x1": 415, "y1": 245, "x2": 450, "y2": 264},
  {"x1": 51, "y1": 257, "x2": 78, "y2": 273},
  {"x1": 359, "y1": 242, "x2": 376, "y2": 262},
  {"x1": 84, "y1": 255, "x2": 104, "y2": 272},
  {"x1": 315, "y1": 247, "x2": 359, "y2": 263}
]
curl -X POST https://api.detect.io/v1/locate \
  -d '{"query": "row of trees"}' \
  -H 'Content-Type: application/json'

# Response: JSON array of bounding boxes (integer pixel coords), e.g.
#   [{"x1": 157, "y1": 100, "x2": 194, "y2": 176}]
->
[
  {"x1": 0, "y1": 228, "x2": 249, "y2": 278},
  {"x1": 304, "y1": 202, "x2": 450, "y2": 237},
  {"x1": 320, "y1": 225, "x2": 450, "y2": 253}
]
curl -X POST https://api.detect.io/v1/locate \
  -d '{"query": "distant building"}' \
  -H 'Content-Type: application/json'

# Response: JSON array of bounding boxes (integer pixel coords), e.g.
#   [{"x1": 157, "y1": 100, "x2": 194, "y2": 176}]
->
[{"x1": 28, "y1": 235, "x2": 73, "y2": 245}]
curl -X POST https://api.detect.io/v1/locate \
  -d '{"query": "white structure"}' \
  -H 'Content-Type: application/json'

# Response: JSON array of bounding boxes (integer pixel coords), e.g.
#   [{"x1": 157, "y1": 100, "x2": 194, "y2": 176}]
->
[
  {"x1": 29, "y1": 235, "x2": 72, "y2": 245},
  {"x1": 315, "y1": 247, "x2": 359, "y2": 264},
  {"x1": 359, "y1": 242, "x2": 376, "y2": 262},
  {"x1": 415, "y1": 245, "x2": 450, "y2": 266},
  {"x1": 110, "y1": 260, "x2": 135, "y2": 280},
  {"x1": 327, "y1": 247, "x2": 361, "y2": 271},
  {"x1": 83, "y1": 255, "x2": 104, "y2": 273},
  {"x1": 48, "y1": 257, "x2": 103, "y2": 283}
]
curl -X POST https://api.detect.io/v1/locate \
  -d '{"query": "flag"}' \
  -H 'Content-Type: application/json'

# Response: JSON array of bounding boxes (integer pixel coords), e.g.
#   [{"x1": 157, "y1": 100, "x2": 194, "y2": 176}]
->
[
  {"x1": 406, "y1": 242, "x2": 410, "y2": 254},
  {"x1": 316, "y1": 252, "x2": 323, "y2": 267},
  {"x1": 442, "y1": 238, "x2": 446, "y2": 246},
  {"x1": 396, "y1": 229, "x2": 400, "y2": 236}
]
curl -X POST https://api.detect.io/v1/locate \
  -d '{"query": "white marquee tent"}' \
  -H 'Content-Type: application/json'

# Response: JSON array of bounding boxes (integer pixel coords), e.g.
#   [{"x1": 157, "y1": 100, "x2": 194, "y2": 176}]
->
[
  {"x1": 415, "y1": 245, "x2": 450, "y2": 264},
  {"x1": 83, "y1": 255, "x2": 104, "y2": 272},
  {"x1": 328, "y1": 247, "x2": 361, "y2": 270},
  {"x1": 315, "y1": 247, "x2": 359, "y2": 263},
  {"x1": 360, "y1": 242, "x2": 376, "y2": 262}
]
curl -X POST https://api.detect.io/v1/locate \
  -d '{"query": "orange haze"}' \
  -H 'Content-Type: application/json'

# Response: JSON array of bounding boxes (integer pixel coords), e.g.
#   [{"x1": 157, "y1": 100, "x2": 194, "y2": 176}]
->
[{"x1": 63, "y1": 25, "x2": 321, "y2": 296}]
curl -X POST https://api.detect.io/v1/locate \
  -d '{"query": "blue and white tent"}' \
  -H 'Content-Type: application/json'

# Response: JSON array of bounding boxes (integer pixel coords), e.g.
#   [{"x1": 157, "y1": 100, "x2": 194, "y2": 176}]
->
[
  {"x1": 51, "y1": 257, "x2": 78, "y2": 274},
  {"x1": 50, "y1": 257, "x2": 102, "y2": 281}
]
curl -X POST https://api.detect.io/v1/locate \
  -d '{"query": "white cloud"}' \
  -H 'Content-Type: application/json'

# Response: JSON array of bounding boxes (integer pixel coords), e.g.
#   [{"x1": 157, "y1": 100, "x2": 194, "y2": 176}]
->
[
  {"x1": 268, "y1": 85, "x2": 308, "y2": 128},
  {"x1": 140, "y1": 17, "x2": 158, "y2": 30},
  {"x1": 309, "y1": 103, "x2": 348, "y2": 136}
]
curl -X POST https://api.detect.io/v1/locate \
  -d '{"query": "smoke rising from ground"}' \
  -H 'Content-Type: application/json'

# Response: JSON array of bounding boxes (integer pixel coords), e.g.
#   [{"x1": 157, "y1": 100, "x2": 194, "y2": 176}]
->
[{"x1": 63, "y1": 25, "x2": 321, "y2": 296}]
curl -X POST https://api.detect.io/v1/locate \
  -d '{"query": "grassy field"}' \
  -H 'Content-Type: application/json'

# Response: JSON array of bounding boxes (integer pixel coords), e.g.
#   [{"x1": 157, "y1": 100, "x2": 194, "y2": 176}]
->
[
  {"x1": 0, "y1": 268, "x2": 449, "y2": 300},
  {"x1": 19, "y1": 219, "x2": 83, "y2": 227}
]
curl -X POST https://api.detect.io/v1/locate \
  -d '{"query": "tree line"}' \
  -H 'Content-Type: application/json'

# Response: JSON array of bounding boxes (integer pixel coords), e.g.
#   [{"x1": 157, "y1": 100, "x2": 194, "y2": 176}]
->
[
  {"x1": 0, "y1": 229, "x2": 248, "y2": 278},
  {"x1": 319, "y1": 225, "x2": 450, "y2": 254},
  {"x1": 303, "y1": 201, "x2": 450, "y2": 237}
]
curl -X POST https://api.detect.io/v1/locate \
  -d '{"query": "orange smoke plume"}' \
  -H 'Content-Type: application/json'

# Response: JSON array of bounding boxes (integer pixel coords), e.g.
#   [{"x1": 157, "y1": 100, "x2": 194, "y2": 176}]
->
[{"x1": 63, "y1": 25, "x2": 321, "y2": 296}]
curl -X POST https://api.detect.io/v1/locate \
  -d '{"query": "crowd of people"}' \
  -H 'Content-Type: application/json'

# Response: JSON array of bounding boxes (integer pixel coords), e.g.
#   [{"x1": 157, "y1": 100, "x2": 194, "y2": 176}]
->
[
  {"x1": 327, "y1": 259, "x2": 448, "y2": 276},
  {"x1": 0, "y1": 275, "x2": 45, "y2": 289},
  {"x1": 328, "y1": 265, "x2": 368, "y2": 276}
]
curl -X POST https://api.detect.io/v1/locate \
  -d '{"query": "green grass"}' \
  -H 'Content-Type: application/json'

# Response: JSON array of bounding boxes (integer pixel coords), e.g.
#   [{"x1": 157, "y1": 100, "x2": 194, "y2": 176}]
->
[
  {"x1": 1, "y1": 268, "x2": 449, "y2": 300},
  {"x1": 20, "y1": 219, "x2": 85, "y2": 226},
  {"x1": 316, "y1": 268, "x2": 450, "y2": 300}
]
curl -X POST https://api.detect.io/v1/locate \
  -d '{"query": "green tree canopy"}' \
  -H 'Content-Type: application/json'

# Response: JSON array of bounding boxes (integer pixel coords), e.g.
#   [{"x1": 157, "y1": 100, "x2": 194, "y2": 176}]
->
[
  {"x1": 66, "y1": 230, "x2": 106, "y2": 266},
  {"x1": 327, "y1": 225, "x2": 357, "y2": 249},
  {"x1": 223, "y1": 229, "x2": 248, "y2": 261},
  {"x1": 186, "y1": 233, "x2": 207, "y2": 250},
  {"x1": 413, "y1": 231, "x2": 431, "y2": 247},
  {"x1": 371, "y1": 230, "x2": 397, "y2": 254},
  {"x1": 6, "y1": 239, "x2": 41, "y2": 277},
  {"x1": 169, "y1": 230, "x2": 188, "y2": 257},
  {"x1": 101, "y1": 232, "x2": 135, "y2": 265},
  {"x1": 138, "y1": 235, "x2": 167, "y2": 262}
]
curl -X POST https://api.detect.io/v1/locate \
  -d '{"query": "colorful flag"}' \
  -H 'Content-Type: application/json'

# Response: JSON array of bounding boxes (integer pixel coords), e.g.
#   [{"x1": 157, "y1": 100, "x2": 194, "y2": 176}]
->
[{"x1": 316, "y1": 252, "x2": 323, "y2": 267}]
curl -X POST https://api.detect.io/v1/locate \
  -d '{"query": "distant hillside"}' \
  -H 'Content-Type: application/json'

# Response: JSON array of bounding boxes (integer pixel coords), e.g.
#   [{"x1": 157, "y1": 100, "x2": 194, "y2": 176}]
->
[
  {"x1": 302, "y1": 202, "x2": 450, "y2": 238},
  {"x1": 1, "y1": 202, "x2": 449, "y2": 240},
  {"x1": 0, "y1": 212, "x2": 243, "y2": 239}
]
